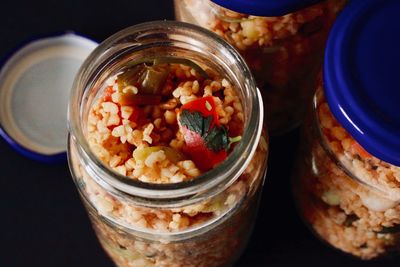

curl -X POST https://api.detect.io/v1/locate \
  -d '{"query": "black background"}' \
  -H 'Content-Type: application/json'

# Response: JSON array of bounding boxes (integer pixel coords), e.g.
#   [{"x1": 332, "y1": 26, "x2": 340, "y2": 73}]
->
[{"x1": 0, "y1": 0, "x2": 399, "y2": 266}]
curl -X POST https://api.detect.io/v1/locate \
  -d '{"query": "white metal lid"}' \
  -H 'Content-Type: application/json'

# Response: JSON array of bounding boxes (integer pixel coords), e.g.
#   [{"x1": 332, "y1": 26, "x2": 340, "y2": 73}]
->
[{"x1": 0, "y1": 33, "x2": 97, "y2": 163}]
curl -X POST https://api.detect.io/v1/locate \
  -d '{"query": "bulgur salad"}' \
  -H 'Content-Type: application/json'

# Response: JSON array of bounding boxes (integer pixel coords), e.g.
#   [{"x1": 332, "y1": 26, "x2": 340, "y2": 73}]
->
[
  {"x1": 87, "y1": 59, "x2": 244, "y2": 182},
  {"x1": 174, "y1": 0, "x2": 346, "y2": 133},
  {"x1": 293, "y1": 83, "x2": 400, "y2": 260},
  {"x1": 69, "y1": 58, "x2": 268, "y2": 266}
]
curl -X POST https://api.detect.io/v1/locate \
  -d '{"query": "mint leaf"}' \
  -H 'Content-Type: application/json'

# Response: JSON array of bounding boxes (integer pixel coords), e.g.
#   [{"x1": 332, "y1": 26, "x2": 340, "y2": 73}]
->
[
  {"x1": 201, "y1": 114, "x2": 212, "y2": 137},
  {"x1": 203, "y1": 126, "x2": 229, "y2": 152},
  {"x1": 180, "y1": 109, "x2": 212, "y2": 135},
  {"x1": 180, "y1": 109, "x2": 228, "y2": 152}
]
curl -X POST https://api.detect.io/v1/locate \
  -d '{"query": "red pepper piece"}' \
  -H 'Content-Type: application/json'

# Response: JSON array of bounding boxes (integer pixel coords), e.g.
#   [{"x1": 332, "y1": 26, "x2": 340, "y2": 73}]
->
[
  {"x1": 180, "y1": 96, "x2": 220, "y2": 126},
  {"x1": 179, "y1": 96, "x2": 228, "y2": 171},
  {"x1": 181, "y1": 128, "x2": 227, "y2": 171}
]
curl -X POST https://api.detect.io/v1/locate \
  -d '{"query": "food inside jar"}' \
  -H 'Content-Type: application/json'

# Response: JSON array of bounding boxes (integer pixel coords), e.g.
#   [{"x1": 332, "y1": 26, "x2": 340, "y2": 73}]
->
[
  {"x1": 72, "y1": 56, "x2": 268, "y2": 267},
  {"x1": 88, "y1": 58, "x2": 244, "y2": 183},
  {"x1": 295, "y1": 85, "x2": 400, "y2": 260},
  {"x1": 175, "y1": 0, "x2": 347, "y2": 133}
]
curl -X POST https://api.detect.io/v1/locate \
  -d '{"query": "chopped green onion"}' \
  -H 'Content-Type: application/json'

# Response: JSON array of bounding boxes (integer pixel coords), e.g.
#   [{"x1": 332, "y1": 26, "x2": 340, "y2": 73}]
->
[{"x1": 228, "y1": 136, "x2": 242, "y2": 150}]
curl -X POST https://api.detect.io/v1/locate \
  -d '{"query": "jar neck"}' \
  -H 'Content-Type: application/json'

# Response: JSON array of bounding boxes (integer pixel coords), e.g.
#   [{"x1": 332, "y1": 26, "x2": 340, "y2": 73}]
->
[
  {"x1": 68, "y1": 21, "x2": 263, "y2": 208},
  {"x1": 312, "y1": 89, "x2": 400, "y2": 201}
]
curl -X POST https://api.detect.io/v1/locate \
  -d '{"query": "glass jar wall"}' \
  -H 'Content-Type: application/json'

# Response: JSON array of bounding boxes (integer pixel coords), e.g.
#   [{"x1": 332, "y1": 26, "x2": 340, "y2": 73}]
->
[
  {"x1": 293, "y1": 0, "x2": 400, "y2": 259},
  {"x1": 174, "y1": 0, "x2": 346, "y2": 134},
  {"x1": 68, "y1": 21, "x2": 268, "y2": 267},
  {"x1": 293, "y1": 84, "x2": 400, "y2": 260}
]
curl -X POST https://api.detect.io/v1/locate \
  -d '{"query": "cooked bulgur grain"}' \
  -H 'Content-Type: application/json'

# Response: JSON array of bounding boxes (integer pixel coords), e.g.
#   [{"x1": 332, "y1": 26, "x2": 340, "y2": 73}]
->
[
  {"x1": 88, "y1": 62, "x2": 244, "y2": 183},
  {"x1": 175, "y1": 0, "x2": 346, "y2": 133},
  {"x1": 294, "y1": 82, "x2": 400, "y2": 259},
  {"x1": 69, "y1": 59, "x2": 268, "y2": 266}
]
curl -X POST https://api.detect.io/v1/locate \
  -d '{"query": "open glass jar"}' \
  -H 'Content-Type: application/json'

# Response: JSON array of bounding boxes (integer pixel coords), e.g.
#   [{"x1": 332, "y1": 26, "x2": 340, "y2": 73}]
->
[
  {"x1": 293, "y1": 0, "x2": 400, "y2": 260},
  {"x1": 68, "y1": 21, "x2": 268, "y2": 267},
  {"x1": 174, "y1": 0, "x2": 346, "y2": 134}
]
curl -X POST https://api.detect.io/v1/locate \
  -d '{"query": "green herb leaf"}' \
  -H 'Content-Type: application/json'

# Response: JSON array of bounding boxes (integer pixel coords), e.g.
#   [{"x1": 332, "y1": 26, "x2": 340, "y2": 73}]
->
[
  {"x1": 180, "y1": 109, "x2": 211, "y2": 136},
  {"x1": 180, "y1": 109, "x2": 229, "y2": 152},
  {"x1": 203, "y1": 126, "x2": 229, "y2": 152}
]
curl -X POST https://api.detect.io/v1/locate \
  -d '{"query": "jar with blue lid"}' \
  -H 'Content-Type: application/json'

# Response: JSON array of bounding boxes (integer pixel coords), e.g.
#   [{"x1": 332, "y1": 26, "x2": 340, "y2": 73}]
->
[
  {"x1": 174, "y1": 0, "x2": 346, "y2": 134},
  {"x1": 293, "y1": 0, "x2": 400, "y2": 259}
]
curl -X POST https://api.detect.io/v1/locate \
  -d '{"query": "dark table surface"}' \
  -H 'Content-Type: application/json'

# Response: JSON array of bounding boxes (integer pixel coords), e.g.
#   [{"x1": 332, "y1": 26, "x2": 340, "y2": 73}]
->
[{"x1": 1, "y1": 0, "x2": 399, "y2": 266}]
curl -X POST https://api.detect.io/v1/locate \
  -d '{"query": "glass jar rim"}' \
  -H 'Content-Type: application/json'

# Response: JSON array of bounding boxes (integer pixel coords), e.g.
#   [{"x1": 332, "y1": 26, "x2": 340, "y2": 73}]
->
[
  {"x1": 313, "y1": 92, "x2": 400, "y2": 201},
  {"x1": 68, "y1": 20, "x2": 264, "y2": 207}
]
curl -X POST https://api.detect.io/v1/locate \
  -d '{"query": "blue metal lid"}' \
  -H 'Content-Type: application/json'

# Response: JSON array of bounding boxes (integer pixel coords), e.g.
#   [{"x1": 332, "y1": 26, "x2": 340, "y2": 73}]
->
[
  {"x1": 324, "y1": 0, "x2": 400, "y2": 166},
  {"x1": 0, "y1": 33, "x2": 97, "y2": 163},
  {"x1": 212, "y1": 0, "x2": 322, "y2": 16}
]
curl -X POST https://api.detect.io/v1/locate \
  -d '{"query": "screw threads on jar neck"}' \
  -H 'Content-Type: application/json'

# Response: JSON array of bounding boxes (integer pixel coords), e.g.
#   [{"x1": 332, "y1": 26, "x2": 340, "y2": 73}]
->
[
  {"x1": 68, "y1": 21, "x2": 264, "y2": 208},
  {"x1": 312, "y1": 88, "x2": 400, "y2": 202}
]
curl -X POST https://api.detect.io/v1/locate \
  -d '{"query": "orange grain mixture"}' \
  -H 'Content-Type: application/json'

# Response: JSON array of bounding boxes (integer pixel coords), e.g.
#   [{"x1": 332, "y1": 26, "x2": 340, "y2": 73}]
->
[
  {"x1": 87, "y1": 62, "x2": 244, "y2": 184},
  {"x1": 175, "y1": 0, "x2": 347, "y2": 134},
  {"x1": 175, "y1": 0, "x2": 345, "y2": 87},
  {"x1": 69, "y1": 60, "x2": 268, "y2": 267},
  {"x1": 294, "y1": 84, "x2": 400, "y2": 260}
]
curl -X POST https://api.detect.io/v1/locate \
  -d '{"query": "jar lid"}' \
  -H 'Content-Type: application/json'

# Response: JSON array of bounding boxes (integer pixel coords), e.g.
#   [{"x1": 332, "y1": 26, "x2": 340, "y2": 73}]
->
[
  {"x1": 212, "y1": 0, "x2": 322, "y2": 16},
  {"x1": 0, "y1": 33, "x2": 97, "y2": 163},
  {"x1": 324, "y1": 0, "x2": 400, "y2": 166}
]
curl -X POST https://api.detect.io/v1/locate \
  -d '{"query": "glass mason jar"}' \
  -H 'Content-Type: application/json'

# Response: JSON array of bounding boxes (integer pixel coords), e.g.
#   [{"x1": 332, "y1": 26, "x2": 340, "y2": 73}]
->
[
  {"x1": 293, "y1": 83, "x2": 400, "y2": 260},
  {"x1": 68, "y1": 21, "x2": 268, "y2": 267},
  {"x1": 174, "y1": 0, "x2": 346, "y2": 135},
  {"x1": 293, "y1": 0, "x2": 400, "y2": 260}
]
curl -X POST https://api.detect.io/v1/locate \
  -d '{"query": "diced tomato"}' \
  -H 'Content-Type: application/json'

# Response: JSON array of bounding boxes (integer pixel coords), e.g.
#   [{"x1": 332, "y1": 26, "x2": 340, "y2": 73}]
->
[
  {"x1": 181, "y1": 127, "x2": 227, "y2": 171},
  {"x1": 179, "y1": 96, "x2": 231, "y2": 170},
  {"x1": 180, "y1": 96, "x2": 219, "y2": 126}
]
